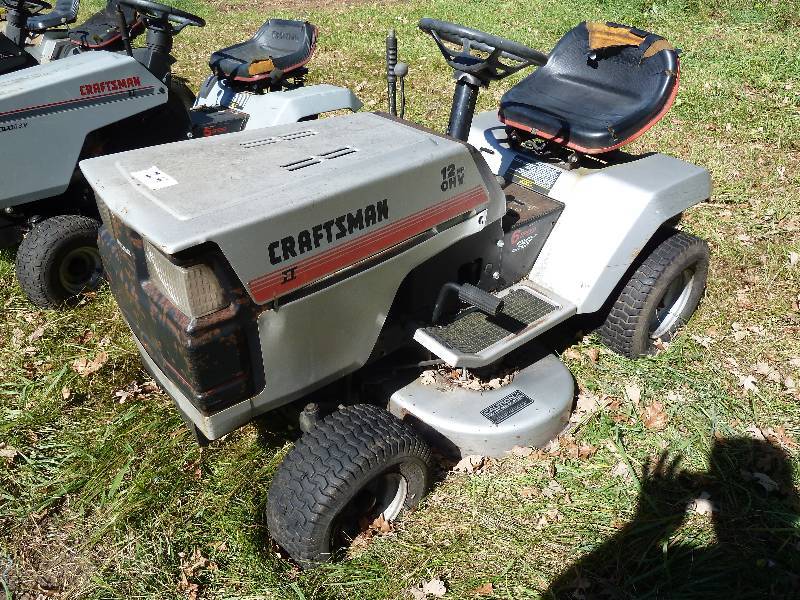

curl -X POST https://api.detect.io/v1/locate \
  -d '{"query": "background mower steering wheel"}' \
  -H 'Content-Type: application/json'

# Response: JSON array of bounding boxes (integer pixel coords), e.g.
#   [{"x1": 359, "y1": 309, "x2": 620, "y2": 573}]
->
[
  {"x1": 1, "y1": 0, "x2": 52, "y2": 15},
  {"x1": 419, "y1": 18, "x2": 547, "y2": 84},
  {"x1": 118, "y1": 0, "x2": 204, "y2": 30}
]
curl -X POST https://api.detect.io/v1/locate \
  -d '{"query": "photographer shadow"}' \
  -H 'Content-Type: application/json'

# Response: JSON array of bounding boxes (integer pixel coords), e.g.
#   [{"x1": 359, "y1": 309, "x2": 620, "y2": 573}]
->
[{"x1": 545, "y1": 437, "x2": 800, "y2": 599}]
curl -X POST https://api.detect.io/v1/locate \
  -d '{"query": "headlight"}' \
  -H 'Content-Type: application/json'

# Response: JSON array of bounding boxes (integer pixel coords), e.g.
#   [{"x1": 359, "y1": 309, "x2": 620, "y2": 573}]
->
[{"x1": 144, "y1": 241, "x2": 227, "y2": 318}]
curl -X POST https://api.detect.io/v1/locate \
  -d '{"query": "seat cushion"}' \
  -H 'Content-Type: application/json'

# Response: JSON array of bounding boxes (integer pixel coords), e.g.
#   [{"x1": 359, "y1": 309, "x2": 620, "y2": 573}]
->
[
  {"x1": 499, "y1": 22, "x2": 679, "y2": 154},
  {"x1": 209, "y1": 19, "x2": 317, "y2": 82},
  {"x1": 67, "y1": 0, "x2": 141, "y2": 48}
]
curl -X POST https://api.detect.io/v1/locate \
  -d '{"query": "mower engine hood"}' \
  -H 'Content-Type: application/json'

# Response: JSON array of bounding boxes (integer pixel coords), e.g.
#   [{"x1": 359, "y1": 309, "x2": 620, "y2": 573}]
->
[{"x1": 80, "y1": 112, "x2": 503, "y2": 301}]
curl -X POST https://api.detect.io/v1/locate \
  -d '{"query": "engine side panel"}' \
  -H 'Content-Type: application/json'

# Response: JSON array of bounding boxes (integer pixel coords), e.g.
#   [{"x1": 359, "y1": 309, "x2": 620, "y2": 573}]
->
[{"x1": 0, "y1": 52, "x2": 165, "y2": 208}]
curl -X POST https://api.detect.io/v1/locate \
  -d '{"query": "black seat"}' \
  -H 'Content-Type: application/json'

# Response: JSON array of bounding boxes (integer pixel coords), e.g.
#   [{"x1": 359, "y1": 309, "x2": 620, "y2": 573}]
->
[
  {"x1": 27, "y1": 0, "x2": 79, "y2": 31},
  {"x1": 499, "y1": 22, "x2": 679, "y2": 154},
  {"x1": 67, "y1": 0, "x2": 142, "y2": 48},
  {"x1": 209, "y1": 19, "x2": 316, "y2": 83}
]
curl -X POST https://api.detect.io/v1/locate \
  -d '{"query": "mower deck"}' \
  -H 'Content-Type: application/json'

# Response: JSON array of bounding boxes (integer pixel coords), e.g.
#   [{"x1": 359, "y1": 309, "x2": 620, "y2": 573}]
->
[{"x1": 389, "y1": 344, "x2": 574, "y2": 456}]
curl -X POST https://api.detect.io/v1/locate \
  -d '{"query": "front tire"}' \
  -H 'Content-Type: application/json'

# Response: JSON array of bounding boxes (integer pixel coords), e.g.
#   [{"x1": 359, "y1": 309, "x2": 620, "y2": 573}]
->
[
  {"x1": 598, "y1": 229, "x2": 709, "y2": 358},
  {"x1": 266, "y1": 404, "x2": 432, "y2": 567},
  {"x1": 15, "y1": 215, "x2": 103, "y2": 309}
]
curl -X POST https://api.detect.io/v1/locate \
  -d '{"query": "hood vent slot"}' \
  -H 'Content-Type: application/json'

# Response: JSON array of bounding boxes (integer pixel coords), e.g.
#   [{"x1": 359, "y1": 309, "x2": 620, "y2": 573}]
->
[
  {"x1": 240, "y1": 130, "x2": 317, "y2": 149},
  {"x1": 280, "y1": 147, "x2": 357, "y2": 171}
]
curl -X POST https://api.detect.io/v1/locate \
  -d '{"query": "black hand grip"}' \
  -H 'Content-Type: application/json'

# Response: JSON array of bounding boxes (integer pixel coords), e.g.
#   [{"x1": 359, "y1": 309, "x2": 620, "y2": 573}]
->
[{"x1": 458, "y1": 283, "x2": 503, "y2": 316}]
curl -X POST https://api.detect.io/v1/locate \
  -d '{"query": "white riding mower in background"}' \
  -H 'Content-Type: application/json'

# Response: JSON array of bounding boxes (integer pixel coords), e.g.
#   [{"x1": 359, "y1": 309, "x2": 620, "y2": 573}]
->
[
  {"x1": 0, "y1": 0, "x2": 360, "y2": 308},
  {"x1": 80, "y1": 18, "x2": 710, "y2": 565}
]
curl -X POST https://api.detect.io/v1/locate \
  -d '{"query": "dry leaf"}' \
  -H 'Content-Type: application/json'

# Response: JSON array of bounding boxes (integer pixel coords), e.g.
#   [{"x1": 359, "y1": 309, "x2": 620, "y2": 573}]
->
[
  {"x1": 570, "y1": 392, "x2": 603, "y2": 423},
  {"x1": 509, "y1": 445, "x2": 533, "y2": 457},
  {"x1": 542, "y1": 479, "x2": 565, "y2": 498},
  {"x1": 453, "y1": 455, "x2": 485, "y2": 474},
  {"x1": 0, "y1": 447, "x2": 18, "y2": 461},
  {"x1": 611, "y1": 461, "x2": 632, "y2": 481},
  {"x1": 28, "y1": 326, "x2": 45, "y2": 342},
  {"x1": 584, "y1": 347, "x2": 600, "y2": 363},
  {"x1": 624, "y1": 383, "x2": 641, "y2": 405},
  {"x1": 370, "y1": 514, "x2": 393, "y2": 534},
  {"x1": 61, "y1": 387, "x2": 71, "y2": 400},
  {"x1": 519, "y1": 487, "x2": 539, "y2": 499},
  {"x1": 421, "y1": 577, "x2": 447, "y2": 597},
  {"x1": 739, "y1": 375, "x2": 758, "y2": 394},
  {"x1": 72, "y1": 351, "x2": 109, "y2": 377},
  {"x1": 790, "y1": 251, "x2": 799, "y2": 266},
  {"x1": 642, "y1": 401, "x2": 668, "y2": 430},
  {"x1": 473, "y1": 582, "x2": 494, "y2": 596},
  {"x1": 689, "y1": 491, "x2": 714, "y2": 515}
]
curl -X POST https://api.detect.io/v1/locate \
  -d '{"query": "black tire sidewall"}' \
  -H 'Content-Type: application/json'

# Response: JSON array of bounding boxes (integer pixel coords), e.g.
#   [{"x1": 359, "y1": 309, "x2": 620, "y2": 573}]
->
[
  {"x1": 16, "y1": 216, "x2": 102, "y2": 307},
  {"x1": 631, "y1": 241, "x2": 709, "y2": 355},
  {"x1": 318, "y1": 453, "x2": 429, "y2": 557}
]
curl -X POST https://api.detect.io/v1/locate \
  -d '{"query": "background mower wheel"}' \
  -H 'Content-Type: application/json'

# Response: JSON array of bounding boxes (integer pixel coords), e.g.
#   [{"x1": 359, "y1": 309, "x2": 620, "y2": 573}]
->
[
  {"x1": 15, "y1": 215, "x2": 104, "y2": 309},
  {"x1": 598, "y1": 229, "x2": 709, "y2": 358},
  {"x1": 266, "y1": 404, "x2": 432, "y2": 567}
]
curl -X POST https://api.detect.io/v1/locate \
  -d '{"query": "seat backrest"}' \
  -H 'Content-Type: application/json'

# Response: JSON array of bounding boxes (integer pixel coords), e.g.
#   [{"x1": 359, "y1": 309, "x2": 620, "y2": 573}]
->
[
  {"x1": 252, "y1": 19, "x2": 316, "y2": 70},
  {"x1": 28, "y1": 0, "x2": 79, "y2": 30}
]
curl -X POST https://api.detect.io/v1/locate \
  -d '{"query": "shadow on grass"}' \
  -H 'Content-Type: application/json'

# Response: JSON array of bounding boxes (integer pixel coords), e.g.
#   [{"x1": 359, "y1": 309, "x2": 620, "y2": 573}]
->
[{"x1": 544, "y1": 437, "x2": 800, "y2": 599}]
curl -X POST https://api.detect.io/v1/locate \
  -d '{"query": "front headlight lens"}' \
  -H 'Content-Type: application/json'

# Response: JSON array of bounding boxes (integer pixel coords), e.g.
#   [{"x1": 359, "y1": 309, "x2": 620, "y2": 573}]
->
[{"x1": 144, "y1": 241, "x2": 227, "y2": 318}]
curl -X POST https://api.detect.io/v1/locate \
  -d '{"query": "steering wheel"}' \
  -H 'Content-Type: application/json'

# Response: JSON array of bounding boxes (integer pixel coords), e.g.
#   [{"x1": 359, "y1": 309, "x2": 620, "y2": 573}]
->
[
  {"x1": 419, "y1": 18, "x2": 547, "y2": 84},
  {"x1": 1, "y1": 0, "x2": 52, "y2": 14},
  {"x1": 118, "y1": 0, "x2": 204, "y2": 30}
]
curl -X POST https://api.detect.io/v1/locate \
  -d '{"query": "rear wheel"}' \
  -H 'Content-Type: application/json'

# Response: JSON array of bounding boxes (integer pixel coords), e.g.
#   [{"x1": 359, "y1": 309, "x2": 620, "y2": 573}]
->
[
  {"x1": 266, "y1": 404, "x2": 432, "y2": 567},
  {"x1": 15, "y1": 215, "x2": 103, "y2": 309},
  {"x1": 598, "y1": 229, "x2": 709, "y2": 357}
]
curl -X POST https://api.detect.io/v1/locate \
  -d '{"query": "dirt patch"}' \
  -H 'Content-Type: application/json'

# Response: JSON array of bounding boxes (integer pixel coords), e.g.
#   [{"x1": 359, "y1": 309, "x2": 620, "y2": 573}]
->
[{"x1": 3, "y1": 518, "x2": 97, "y2": 599}]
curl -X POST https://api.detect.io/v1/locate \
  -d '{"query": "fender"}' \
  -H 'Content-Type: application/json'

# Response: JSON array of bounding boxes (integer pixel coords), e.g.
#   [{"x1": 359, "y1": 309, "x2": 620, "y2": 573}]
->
[
  {"x1": 194, "y1": 78, "x2": 362, "y2": 129},
  {"x1": 468, "y1": 110, "x2": 711, "y2": 313}
]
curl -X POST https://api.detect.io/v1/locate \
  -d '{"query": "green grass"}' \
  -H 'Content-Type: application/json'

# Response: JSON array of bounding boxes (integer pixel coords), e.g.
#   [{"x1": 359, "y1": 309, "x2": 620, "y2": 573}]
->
[{"x1": 2, "y1": 0, "x2": 800, "y2": 598}]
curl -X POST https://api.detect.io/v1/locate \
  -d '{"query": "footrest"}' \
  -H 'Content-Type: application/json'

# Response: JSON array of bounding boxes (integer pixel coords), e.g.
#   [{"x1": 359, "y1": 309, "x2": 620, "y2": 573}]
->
[{"x1": 414, "y1": 282, "x2": 576, "y2": 368}]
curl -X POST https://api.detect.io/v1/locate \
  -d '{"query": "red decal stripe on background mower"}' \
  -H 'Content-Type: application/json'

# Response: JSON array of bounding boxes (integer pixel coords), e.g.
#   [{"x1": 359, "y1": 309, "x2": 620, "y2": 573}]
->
[{"x1": 248, "y1": 186, "x2": 488, "y2": 303}]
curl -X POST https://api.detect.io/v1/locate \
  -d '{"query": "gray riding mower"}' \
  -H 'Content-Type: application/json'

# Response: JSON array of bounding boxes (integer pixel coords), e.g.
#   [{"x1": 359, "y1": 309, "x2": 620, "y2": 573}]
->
[
  {"x1": 0, "y1": 0, "x2": 147, "y2": 74},
  {"x1": 80, "y1": 19, "x2": 711, "y2": 565},
  {"x1": 1, "y1": 0, "x2": 360, "y2": 308}
]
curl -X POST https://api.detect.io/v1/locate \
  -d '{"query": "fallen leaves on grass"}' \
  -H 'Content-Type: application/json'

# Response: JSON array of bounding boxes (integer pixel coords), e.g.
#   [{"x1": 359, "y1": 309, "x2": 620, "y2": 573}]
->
[
  {"x1": 178, "y1": 547, "x2": 217, "y2": 600},
  {"x1": 624, "y1": 383, "x2": 641, "y2": 405},
  {"x1": 409, "y1": 577, "x2": 447, "y2": 599},
  {"x1": 350, "y1": 514, "x2": 396, "y2": 552},
  {"x1": 114, "y1": 380, "x2": 159, "y2": 403},
  {"x1": 642, "y1": 401, "x2": 668, "y2": 431},
  {"x1": 746, "y1": 424, "x2": 798, "y2": 450},
  {"x1": 0, "y1": 444, "x2": 19, "y2": 461},
  {"x1": 61, "y1": 387, "x2": 71, "y2": 400},
  {"x1": 473, "y1": 582, "x2": 494, "y2": 595},
  {"x1": 569, "y1": 391, "x2": 604, "y2": 424},
  {"x1": 453, "y1": 455, "x2": 486, "y2": 474},
  {"x1": 72, "y1": 351, "x2": 109, "y2": 377}
]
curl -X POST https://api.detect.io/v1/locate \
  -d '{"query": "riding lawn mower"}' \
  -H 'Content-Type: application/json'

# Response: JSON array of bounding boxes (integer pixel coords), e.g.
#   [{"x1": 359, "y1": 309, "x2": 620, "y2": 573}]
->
[
  {"x1": 0, "y1": 0, "x2": 360, "y2": 308},
  {"x1": 80, "y1": 18, "x2": 711, "y2": 565}
]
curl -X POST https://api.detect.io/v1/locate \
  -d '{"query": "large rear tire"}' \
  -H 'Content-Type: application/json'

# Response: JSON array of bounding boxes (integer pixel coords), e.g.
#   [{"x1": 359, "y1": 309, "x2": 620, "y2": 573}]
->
[
  {"x1": 598, "y1": 229, "x2": 709, "y2": 358},
  {"x1": 266, "y1": 404, "x2": 432, "y2": 567},
  {"x1": 15, "y1": 215, "x2": 103, "y2": 309}
]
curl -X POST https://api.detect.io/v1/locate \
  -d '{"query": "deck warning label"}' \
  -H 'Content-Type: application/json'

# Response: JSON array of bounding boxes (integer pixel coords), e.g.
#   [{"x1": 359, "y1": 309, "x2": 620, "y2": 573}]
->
[{"x1": 481, "y1": 390, "x2": 534, "y2": 424}]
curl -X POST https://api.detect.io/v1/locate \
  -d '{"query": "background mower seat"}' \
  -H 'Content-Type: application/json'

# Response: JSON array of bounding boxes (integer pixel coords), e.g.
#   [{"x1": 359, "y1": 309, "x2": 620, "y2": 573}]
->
[
  {"x1": 27, "y1": 0, "x2": 79, "y2": 31},
  {"x1": 499, "y1": 21, "x2": 679, "y2": 154},
  {"x1": 67, "y1": 0, "x2": 141, "y2": 48},
  {"x1": 209, "y1": 18, "x2": 316, "y2": 82}
]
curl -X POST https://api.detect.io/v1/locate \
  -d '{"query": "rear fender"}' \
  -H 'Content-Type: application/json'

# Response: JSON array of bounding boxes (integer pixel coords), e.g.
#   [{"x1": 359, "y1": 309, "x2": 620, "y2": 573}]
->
[{"x1": 194, "y1": 80, "x2": 362, "y2": 129}]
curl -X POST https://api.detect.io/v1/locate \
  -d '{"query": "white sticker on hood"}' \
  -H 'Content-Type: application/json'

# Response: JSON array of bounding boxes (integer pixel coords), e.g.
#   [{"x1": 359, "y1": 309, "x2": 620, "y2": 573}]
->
[{"x1": 130, "y1": 166, "x2": 178, "y2": 190}]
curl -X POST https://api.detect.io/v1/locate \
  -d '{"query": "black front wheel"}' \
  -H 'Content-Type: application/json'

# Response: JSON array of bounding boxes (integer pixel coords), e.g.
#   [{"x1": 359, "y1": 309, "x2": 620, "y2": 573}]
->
[
  {"x1": 598, "y1": 229, "x2": 709, "y2": 357},
  {"x1": 266, "y1": 404, "x2": 432, "y2": 567},
  {"x1": 15, "y1": 215, "x2": 104, "y2": 309}
]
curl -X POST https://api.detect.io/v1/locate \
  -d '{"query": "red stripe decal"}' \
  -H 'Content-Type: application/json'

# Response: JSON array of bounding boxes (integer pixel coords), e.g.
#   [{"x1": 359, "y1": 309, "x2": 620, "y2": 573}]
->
[
  {"x1": 0, "y1": 86, "x2": 156, "y2": 119},
  {"x1": 248, "y1": 186, "x2": 488, "y2": 303}
]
